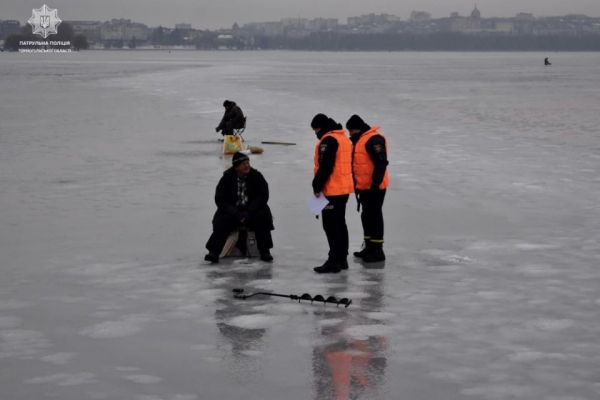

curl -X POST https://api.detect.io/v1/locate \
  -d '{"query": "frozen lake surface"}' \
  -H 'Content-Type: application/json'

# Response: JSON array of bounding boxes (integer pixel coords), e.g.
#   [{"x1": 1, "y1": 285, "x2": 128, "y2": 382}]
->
[{"x1": 1, "y1": 51, "x2": 600, "y2": 399}]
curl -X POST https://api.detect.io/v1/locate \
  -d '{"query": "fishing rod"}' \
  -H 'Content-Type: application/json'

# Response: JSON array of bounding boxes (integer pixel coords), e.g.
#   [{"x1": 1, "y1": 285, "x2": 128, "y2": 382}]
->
[{"x1": 232, "y1": 288, "x2": 352, "y2": 308}]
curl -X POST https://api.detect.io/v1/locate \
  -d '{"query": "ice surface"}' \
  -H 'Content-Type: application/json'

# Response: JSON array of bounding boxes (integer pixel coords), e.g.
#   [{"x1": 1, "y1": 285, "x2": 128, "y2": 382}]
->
[
  {"x1": 40, "y1": 352, "x2": 77, "y2": 365},
  {"x1": 1, "y1": 51, "x2": 600, "y2": 399},
  {"x1": 25, "y1": 372, "x2": 97, "y2": 386},
  {"x1": 123, "y1": 374, "x2": 163, "y2": 384}
]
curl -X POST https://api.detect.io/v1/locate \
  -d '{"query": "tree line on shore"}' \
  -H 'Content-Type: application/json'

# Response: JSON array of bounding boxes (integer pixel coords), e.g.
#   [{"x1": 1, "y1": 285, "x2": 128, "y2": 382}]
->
[{"x1": 258, "y1": 32, "x2": 600, "y2": 51}]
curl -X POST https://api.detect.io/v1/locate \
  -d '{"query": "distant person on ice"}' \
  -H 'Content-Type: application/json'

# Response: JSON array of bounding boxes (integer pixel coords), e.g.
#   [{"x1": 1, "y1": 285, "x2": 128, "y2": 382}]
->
[
  {"x1": 215, "y1": 100, "x2": 245, "y2": 136},
  {"x1": 310, "y1": 114, "x2": 354, "y2": 274},
  {"x1": 545, "y1": 58, "x2": 552, "y2": 66},
  {"x1": 346, "y1": 115, "x2": 389, "y2": 263},
  {"x1": 204, "y1": 152, "x2": 274, "y2": 263}
]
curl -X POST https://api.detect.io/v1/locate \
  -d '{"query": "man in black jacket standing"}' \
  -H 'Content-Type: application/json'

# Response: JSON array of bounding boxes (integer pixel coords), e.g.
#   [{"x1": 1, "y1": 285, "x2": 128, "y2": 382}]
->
[
  {"x1": 216, "y1": 100, "x2": 245, "y2": 136},
  {"x1": 205, "y1": 152, "x2": 274, "y2": 263}
]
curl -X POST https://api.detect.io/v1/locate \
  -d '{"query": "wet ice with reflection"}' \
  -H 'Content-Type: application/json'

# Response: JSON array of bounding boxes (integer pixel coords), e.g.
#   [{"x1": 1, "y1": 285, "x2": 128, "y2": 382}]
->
[{"x1": 2, "y1": 51, "x2": 600, "y2": 400}]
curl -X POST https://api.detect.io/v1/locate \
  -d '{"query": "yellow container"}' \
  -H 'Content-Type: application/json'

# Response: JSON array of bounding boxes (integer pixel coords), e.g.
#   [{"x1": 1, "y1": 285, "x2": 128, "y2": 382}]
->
[{"x1": 223, "y1": 135, "x2": 243, "y2": 155}]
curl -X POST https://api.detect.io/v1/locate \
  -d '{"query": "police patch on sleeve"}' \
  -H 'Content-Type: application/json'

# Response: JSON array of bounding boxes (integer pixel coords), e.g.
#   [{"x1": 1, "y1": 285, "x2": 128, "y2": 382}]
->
[
  {"x1": 373, "y1": 144, "x2": 383, "y2": 153},
  {"x1": 320, "y1": 144, "x2": 327, "y2": 153}
]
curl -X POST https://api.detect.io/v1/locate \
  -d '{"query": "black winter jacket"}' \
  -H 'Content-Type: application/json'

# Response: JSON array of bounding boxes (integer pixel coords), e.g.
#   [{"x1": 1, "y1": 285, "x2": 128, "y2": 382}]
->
[
  {"x1": 212, "y1": 167, "x2": 274, "y2": 231},
  {"x1": 217, "y1": 102, "x2": 245, "y2": 130}
]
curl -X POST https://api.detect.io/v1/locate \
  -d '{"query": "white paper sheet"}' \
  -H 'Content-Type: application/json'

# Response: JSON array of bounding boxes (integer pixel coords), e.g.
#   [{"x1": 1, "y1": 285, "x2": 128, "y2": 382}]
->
[{"x1": 308, "y1": 193, "x2": 329, "y2": 215}]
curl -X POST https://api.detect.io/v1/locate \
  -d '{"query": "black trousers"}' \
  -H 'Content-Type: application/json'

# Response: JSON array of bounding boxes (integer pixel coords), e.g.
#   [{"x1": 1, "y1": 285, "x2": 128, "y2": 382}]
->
[
  {"x1": 359, "y1": 189, "x2": 386, "y2": 243},
  {"x1": 221, "y1": 122, "x2": 244, "y2": 136},
  {"x1": 221, "y1": 122, "x2": 234, "y2": 136},
  {"x1": 322, "y1": 194, "x2": 349, "y2": 263},
  {"x1": 206, "y1": 215, "x2": 273, "y2": 254}
]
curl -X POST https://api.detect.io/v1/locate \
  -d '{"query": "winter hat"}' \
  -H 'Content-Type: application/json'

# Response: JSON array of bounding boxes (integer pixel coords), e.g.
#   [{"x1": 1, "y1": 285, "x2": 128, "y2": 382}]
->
[
  {"x1": 346, "y1": 114, "x2": 367, "y2": 130},
  {"x1": 232, "y1": 152, "x2": 250, "y2": 168},
  {"x1": 223, "y1": 100, "x2": 232, "y2": 107},
  {"x1": 311, "y1": 113, "x2": 330, "y2": 129}
]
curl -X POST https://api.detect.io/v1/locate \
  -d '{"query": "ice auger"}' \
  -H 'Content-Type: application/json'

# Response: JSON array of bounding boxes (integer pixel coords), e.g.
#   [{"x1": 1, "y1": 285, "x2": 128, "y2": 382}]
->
[{"x1": 232, "y1": 288, "x2": 352, "y2": 308}]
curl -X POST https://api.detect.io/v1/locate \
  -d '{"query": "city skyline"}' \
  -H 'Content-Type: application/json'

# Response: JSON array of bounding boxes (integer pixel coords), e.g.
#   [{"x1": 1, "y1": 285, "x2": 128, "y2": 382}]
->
[{"x1": 2, "y1": 0, "x2": 600, "y2": 30}]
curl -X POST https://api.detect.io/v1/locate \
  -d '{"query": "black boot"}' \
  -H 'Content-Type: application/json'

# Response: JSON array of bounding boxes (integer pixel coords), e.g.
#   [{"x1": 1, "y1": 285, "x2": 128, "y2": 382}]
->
[
  {"x1": 340, "y1": 259, "x2": 349, "y2": 270},
  {"x1": 260, "y1": 250, "x2": 273, "y2": 262},
  {"x1": 314, "y1": 260, "x2": 341, "y2": 274},
  {"x1": 204, "y1": 252, "x2": 219, "y2": 263},
  {"x1": 353, "y1": 240, "x2": 373, "y2": 258},
  {"x1": 363, "y1": 247, "x2": 385, "y2": 263}
]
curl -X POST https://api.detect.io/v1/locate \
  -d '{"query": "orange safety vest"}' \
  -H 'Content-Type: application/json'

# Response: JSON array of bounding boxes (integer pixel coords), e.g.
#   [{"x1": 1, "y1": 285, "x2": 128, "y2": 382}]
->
[
  {"x1": 352, "y1": 126, "x2": 389, "y2": 190},
  {"x1": 314, "y1": 130, "x2": 354, "y2": 196}
]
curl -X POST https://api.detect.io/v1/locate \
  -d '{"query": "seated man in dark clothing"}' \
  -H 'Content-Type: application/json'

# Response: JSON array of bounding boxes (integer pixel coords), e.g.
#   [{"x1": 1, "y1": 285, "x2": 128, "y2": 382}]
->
[
  {"x1": 215, "y1": 100, "x2": 245, "y2": 136},
  {"x1": 205, "y1": 152, "x2": 274, "y2": 263}
]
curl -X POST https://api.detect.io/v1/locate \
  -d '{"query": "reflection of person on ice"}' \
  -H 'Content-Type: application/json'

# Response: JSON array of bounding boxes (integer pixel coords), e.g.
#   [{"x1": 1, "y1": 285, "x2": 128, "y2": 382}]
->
[
  {"x1": 544, "y1": 57, "x2": 552, "y2": 66},
  {"x1": 204, "y1": 152, "x2": 274, "y2": 263},
  {"x1": 346, "y1": 115, "x2": 389, "y2": 263},
  {"x1": 215, "y1": 100, "x2": 245, "y2": 136},
  {"x1": 310, "y1": 114, "x2": 354, "y2": 274},
  {"x1": 323, "y1": 339, "x2": 387, "y2": 400}
]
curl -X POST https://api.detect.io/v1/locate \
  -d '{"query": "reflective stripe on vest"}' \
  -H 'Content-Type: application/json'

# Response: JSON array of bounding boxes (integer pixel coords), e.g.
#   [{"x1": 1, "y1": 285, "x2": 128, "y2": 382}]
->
[
  {"x1": 353, "y1": 126, "x2": 390, "y2": 190},
  {"x1": 314, "y1": 130, "x2": 354, "y2": 196}
]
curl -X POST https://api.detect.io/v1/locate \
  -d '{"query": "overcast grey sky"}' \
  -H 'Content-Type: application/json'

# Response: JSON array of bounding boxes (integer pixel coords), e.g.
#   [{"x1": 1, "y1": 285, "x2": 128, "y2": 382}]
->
[{"x1": 2, "y1": 0, "x2": 599, "y2": 30}]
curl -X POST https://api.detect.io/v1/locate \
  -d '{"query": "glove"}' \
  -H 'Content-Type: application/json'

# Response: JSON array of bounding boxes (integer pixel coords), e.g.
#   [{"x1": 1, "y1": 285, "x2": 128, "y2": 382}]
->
[
  {"x1": 369, "y1": 183, "x2": 380, "y2": 191},
  {"x1": 215, "y1": 127, "x2": 220, "y2": 132}
]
